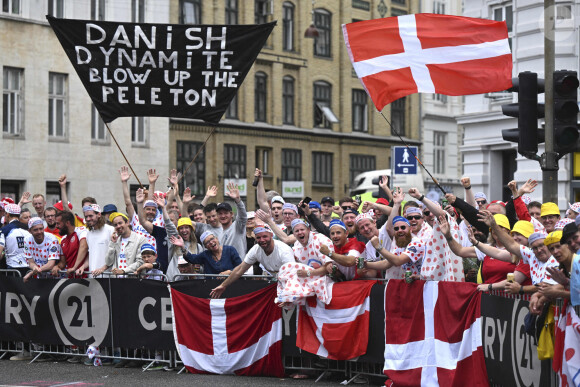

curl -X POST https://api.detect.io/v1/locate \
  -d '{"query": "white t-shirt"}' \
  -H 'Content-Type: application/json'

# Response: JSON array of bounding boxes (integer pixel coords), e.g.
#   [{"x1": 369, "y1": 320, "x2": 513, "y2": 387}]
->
[
  {"x1": 0, "y1": 226, "x2": 31, "y2": 268},
  {"x1": 86, "y1": 224, "x2": 114, "y2": 273},
  {"x1": 244, "y1": 239, "x2": 295, "y2": 274},
  {"x1": 364, "y1": 223, "x2": 392, "y2": 262},
  {"x1": 24, "y1": 232, "x2": 60, "y2": 267}
]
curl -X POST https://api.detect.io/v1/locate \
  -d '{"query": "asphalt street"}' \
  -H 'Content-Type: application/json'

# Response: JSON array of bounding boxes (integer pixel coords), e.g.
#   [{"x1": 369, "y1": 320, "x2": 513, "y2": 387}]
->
[{"x1": 0, "y1": 358, "x2": 368, "y2": 386}]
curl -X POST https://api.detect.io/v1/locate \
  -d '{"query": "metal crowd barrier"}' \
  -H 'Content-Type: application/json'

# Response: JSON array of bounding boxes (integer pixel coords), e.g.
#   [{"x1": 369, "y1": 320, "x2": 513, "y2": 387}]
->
[{"x1": 0, "y1": 269, "x2": 23, "y2": 277}]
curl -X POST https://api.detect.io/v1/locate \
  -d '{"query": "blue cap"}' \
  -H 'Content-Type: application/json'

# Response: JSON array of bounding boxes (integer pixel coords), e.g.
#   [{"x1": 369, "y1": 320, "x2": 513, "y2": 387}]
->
[
  {"x1": 329, "y1": 219, "x2": 347, "y2": 231},
  {"x1": 393, "y1": 216, "x2": 410, "y2": 226},
  {"x1": 309, "y1": 201, "x2": 321, "y2": 210},
  {"x1": 102, "y1": 204, "x2": 117, "y2": 213},
  {"x1": 141, "y1": 244, "x2": 156, "y2": 254}
]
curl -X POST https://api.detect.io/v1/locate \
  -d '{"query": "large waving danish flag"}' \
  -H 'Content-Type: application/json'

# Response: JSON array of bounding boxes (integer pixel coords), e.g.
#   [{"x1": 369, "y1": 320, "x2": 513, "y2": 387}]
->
[
  {"x1": 343, "y1": 14, "x2": 512, "y2": 110},
  {"x1": 170, "y1": 284, "x2": 284, "y2": 377},
  {"x1": 297, "y1": 280, "x2": 376, "y2": 360},
  {"x1": 383, "y1": 280, "x2": 488, "y2": 386}
]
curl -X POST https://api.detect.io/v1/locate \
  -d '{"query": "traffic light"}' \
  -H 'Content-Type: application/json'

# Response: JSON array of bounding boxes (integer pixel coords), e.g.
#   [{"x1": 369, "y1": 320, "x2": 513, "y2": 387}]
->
[
  {"x1": 553, "y1": 70, "x2": 579, "y2": 155},
  {"x1": 501, "y1": 71, "x2": 545, "y2": 158}
]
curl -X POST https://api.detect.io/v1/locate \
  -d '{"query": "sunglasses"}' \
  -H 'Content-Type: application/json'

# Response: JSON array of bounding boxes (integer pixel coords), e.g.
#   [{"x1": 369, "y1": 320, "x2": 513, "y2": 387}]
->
[
  {"x1": 476, "y1": 200, "x2": 487, "y2": 205},
  {"x1": 341, "y1": 206, "x2": 351, "y2": 211},
  {"x1": 394, "y1": 225, "x2": 407, "y2": 231},
  {"x1": 406, "y1": 215, "x2": 422, "y2": 221},
  {"x1": 423, "y1": 210, "x2": 431, "y2": 216}
]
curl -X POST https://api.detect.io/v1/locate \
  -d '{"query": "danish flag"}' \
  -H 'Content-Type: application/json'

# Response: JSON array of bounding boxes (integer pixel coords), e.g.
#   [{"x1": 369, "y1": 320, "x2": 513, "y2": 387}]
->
[
  {"x1": 383, "y1": 280, "x2": 488, "y2": 386},
  {"x1": 170, "y1": 284, "x2": 284, "y2": 376},
  {"x1": 343, "y1": 14, "x2": 512, "y2": 109},
  {"x1": 297, "y1": 280, "x2": 376, "y2": 360}
]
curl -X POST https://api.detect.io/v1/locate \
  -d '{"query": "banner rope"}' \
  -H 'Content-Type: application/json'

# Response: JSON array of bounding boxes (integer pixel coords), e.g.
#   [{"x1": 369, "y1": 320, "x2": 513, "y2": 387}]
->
[
  {"x1": 379, "y1": 111, "x2": 447, "y2": 196},
  {"x1": 104, "y1": 121, "x2": 144, "y2": 188},
  {"x1": 177, "y1": 123, "x2": 218, "y2": 184}
]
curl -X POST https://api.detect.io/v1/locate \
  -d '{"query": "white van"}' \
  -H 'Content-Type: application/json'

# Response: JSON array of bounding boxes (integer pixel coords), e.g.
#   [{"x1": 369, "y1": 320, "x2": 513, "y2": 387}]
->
[{"x1": 350, "y1": 169, "x2": 425, "y2": 196}]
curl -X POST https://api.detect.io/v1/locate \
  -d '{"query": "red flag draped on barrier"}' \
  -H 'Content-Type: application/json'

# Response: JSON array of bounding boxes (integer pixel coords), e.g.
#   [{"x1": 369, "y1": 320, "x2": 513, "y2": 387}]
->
[
  {"x1": 170, "y1": 284, "x2": 283, "y2": 376},
  {"x1": 297, "y1": 280, "x2": 376, "y2": 360},
  {"x1": 554, "y1": 304, "x2": 580, "y2": 386},
  {"x1": 383, "y1": 280, "x2": 488, "y2": 386},
  {"x1": 342, "y1": 14, "x2": 512, "y2": 110}
]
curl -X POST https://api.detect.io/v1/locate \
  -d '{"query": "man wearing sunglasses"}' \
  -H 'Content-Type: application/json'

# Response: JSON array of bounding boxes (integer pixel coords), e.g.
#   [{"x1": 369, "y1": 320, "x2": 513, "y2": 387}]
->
[{"x1": 474, "y1": 192, "x2": 487, "y2": 209}]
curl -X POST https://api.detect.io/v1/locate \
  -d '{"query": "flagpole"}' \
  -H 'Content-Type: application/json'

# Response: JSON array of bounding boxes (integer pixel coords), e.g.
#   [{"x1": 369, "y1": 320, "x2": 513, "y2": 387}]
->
[
  {"x1": 104, "y1": 121, "x2": 144, "y2": 188},
  {"x1": 379, "y1": 111, "x2": 447, "y2": 196},
  {"x1": 177, "y1": 123, "x2": 218, "y2": 184}
]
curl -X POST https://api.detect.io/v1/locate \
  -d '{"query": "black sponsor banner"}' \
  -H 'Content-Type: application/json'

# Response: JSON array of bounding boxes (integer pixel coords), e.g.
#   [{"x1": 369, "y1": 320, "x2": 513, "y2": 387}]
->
[
  {"x1": 47, "y1": 17, "x2": 275, "y2": 123},
  {"x1": 481, "y1": 293, "x2": 553, "y2": 387}
]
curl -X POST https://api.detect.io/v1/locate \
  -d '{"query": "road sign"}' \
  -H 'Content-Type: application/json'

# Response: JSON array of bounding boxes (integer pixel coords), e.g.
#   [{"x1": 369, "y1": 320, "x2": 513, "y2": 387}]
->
[{"x1": 393, "y1": 146, "x2": 418, "y2": 175}]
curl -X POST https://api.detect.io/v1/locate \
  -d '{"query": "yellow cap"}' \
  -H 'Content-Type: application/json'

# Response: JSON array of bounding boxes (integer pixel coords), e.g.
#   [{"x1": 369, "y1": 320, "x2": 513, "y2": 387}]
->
[
  {"x1": 177, "y1": 217, "x2": 193, "y2": 229},
  {"x1": 540, "y1": 202, "x2": 560, "y2": 217},
  {"x1": 109, "y1": 212, "x2": 128, "y2": 223},
  {"x1": 511, "y1": 220, "x2": 534, "y2": 238},
  {"x1": 493, "y1": 214, "x2": 510, "y2": 230},
  {"x1": 544, "y1": 230, "x2": 562, "y2": 246}
]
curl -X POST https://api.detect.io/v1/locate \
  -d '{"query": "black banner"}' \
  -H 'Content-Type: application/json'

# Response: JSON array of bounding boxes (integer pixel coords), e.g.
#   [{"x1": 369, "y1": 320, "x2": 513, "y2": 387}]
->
[
  {"x1": 481, "y1": 293, "x2": 553, "y2": 386},
  {"x1": 47, "y1": 17, "x2": 275, "y2": 123}
]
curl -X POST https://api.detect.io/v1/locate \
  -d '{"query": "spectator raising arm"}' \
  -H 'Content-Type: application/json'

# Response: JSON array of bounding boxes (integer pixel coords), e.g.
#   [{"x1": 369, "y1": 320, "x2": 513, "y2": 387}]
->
[
  {"x1": 447, "y1": 193, "x2": 488, "y2": 236},
  {"x1": 146, "y1": 168, "x2": 159, "y2": 200},
  {"x1": 136, "y1": 188, "x2": 154, "y2": 234},
  {"x1": 119, "y1": 166, "x2": 136, "y2": 220},
  {"x1": 439, "y1": 215, "x2": 478, "y2": 258},
  {"x1": 201, "y1": 185, "x2": 218, "y2": 207},
  {"x1": 461, "y1": 177, "x2": 475, "y2": 207},
  {"x1": 58, "y1": 175, "x2": 72, "y2": 213},
  {"x1": 408, "y1": 188, "x2": 445, "y2": 218},
  {"x1": 256, "y1": 209, "x2": 296, "y2": 244},
  {"x1": 166, "y1": 169, "x2": 184, "y2": 213},
  {"x1": 18, "y1": 191, "x2": 31, "y2": 209},
  {"x1": 181, "y1": 187, "x2": 195, "y2": 217},
  {"x1": 385, "y1": 187, "x2": 405, "y2": 238},
  {"x1": 254, "y1": 168, "x2": 270, "y2": 213},
  {"x1": 479, "y1": 210, "x2": 522, "y2": 261},
  {"x1": 210, "y1": 261, "x2": 253, "y2": 298}
]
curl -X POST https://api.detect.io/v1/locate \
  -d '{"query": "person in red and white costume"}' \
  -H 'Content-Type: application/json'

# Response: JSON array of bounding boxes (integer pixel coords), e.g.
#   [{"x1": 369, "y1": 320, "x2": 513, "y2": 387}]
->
[
  {"x1": 276, "y1": 219, "x2": 335, "y2": 305},
  {"x1": 22, "y1": 217, "x2": 61, "y2": 282},
  {"x1": 52, "y1": 211, "x2": 88, "y2": 278}
]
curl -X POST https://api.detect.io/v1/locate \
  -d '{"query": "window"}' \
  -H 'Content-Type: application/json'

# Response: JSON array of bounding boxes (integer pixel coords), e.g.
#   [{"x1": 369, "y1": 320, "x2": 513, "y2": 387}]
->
[
  {"x1": 254, "y1": 0, "x2": 268, "y2": 24},
  {"x1": 282, "y1": 2, "x2": 295, "y2": 51},
  {"x1": 225, "y1": 0, "x2": 238, "y2": 24},
  {"x1": 256, "y1": 147, "x2": 272, "y2": 176},
  {"x1": 45, "y1": 181, "x2": 62, "y2": 206},
  {"x1": 254, "y1": 71, "x2": 267, "y2": 122},
  {"x1": 48, "y1": 0, "x2": 64, "y2": 17},
  {"x1": 313, "y1": 9, "x2": 331, "y2": 57},
  {"x1": 283, "y1": 76, "x2": 294, "y2": 125},
  {"x1": 91, "y1": 104, "x2": 108, "y2": 143},
  {"x1": 493, "y1": 4, "x2": 512, "y2": 48},
  {"x1": 312, "y1": 152, "x2": 333, "y2": 185},
  {"x1": 391, "y1": 8, "x2": 407, "y2": 16},
  {"x1": 48, "y1": 73, "x2": 67, "y2": 139},
  {"x1": 282, "y1": 149, "x2": 301, "y2": 181},
  {"x1": 352, "y1": 89, "x2": 368, "y2": 132},
  {"x1": 181, "y1": 0, "x2": 201, "y2": 24},
  {"x1": 132, "y1": 0, "x2": 145, "y2": 22},
  {"x1": 433, "y1": 132, "x2": 446, "y2": 174},
  {"x1": 177, "y1": 141, "x2": 206, "y2": 196},
  {"x1": 224, "y1": 144, "x2": 246, "y2": 179},
  {"x1": 433, "y1": 0, "x2": 446, "y2": 14},
  {"x1": 131, "y1": 117, "x2": 147, "y2": 146},
  {"x1": 350, "y1": 155, "x2": 376, "y2": 186},
  {"x1": 433, "y1": 93, "x2": 448, "y2": 104},
  {"x1": 225, "y1": 94, "x2": 238, "y2": 119},
  {"x1": 2, "y1": 0, "x2": 20, "y2": 14},
  {"x1": 314, "y1": 81, "x2": 336, "y2": 128},
  {"x1": 3, "y1": 67, "x2": 23, "y2": 136},
  {"x1": 90, "y1": 0, "x2": 105, "y2": 20},
  {"x1": 392, "y1": 0, "x2": 406, "y2": 4},
  {"x1": 0, "y1": 180, "x2": 23, "y2": 203},
  {"x1": 391, "y1": 97, "x2": 405, "y2": 136}
]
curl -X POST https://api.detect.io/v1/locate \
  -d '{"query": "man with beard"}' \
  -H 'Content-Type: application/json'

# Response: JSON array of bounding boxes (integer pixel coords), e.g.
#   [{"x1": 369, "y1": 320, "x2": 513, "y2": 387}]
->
[
  {"x1": 43, "y1": 207, "x2": 61, "y2": 240},
  {"x1": 210, "y1": 226, "x2": 294, "y2": 298},
  {"x1": 52, "y1": 211, "x2": 88, "y2": 277},
  {"x1": 83, "y1": 204, "x2": 114, "y2": 277},
  {"x1": 352, "y1": 212, "x2": 381, "y2": 279},
  {"x1": 319, "y1": 220, "x2": 366, "y2": 281},
  {"x1": 23, "y1": 217, "x2": 61, "y2": 282}
]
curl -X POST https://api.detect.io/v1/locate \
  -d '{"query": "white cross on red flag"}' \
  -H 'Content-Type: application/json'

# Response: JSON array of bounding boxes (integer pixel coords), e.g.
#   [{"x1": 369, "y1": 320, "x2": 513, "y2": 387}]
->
[{"x1": 343, "y1": 14, "x2": 513, "y2": 110}]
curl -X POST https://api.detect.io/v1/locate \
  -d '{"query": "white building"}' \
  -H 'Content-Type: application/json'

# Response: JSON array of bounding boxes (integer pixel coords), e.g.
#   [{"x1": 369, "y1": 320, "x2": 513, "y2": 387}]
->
[
  {"x1": 0, "y1": 0, "x2": 170, "y2": 208},
  {"x1": 420, "y1": 0, "x2": 465, "y2": 200},
  {"x1": 459, "y1": 0, "x2": 579, "y2": 207}
]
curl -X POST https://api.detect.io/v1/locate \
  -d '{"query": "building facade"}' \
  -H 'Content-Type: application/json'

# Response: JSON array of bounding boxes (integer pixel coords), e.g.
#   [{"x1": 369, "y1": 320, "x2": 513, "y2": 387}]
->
[
  {"x1": 169, "y1": 0, "x2": 421, "y2": 206},
  {"x1": 0, "y1": 0, "x2": 170, "y2": 207},
  {"x1": 459, "y1": 0, "x2": 579, "y2": 207}
]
